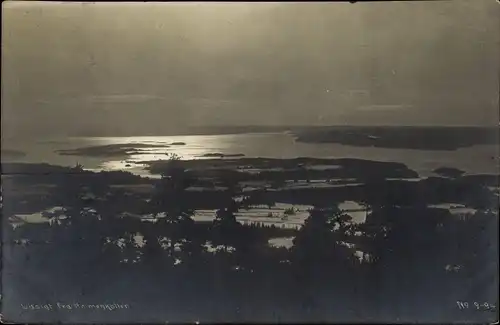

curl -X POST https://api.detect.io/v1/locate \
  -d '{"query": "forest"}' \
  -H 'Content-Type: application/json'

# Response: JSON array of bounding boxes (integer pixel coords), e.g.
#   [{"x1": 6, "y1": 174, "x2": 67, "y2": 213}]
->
[{"x1": 2, "y1": 157, "x2": 498, "y2": 323}]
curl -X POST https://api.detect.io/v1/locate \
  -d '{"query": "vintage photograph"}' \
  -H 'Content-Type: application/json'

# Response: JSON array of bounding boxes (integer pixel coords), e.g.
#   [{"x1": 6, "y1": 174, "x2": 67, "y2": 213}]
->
[{"x1": 1, "y1": 1, "x2": 498, "y2": 323}]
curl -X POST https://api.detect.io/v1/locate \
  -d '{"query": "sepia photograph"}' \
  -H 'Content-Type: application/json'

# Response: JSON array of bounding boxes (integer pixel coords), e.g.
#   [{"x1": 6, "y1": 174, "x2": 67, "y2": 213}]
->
[{"x1": 1, "y1": 0, "x2": 499, "y2": 323}]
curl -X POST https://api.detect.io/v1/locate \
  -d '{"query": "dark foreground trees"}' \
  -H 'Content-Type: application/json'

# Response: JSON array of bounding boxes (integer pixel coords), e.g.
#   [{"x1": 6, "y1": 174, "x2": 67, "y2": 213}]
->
[{"x1": 5, "y1": 157, "x2": 498, "y2": 322}]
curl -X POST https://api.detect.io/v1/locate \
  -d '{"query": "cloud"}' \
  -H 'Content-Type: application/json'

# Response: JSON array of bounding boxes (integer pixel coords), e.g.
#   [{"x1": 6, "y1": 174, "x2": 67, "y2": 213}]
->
[
  {"x1": 356, "y1": 104, "x2": 413, "y2": 112},
  {"x1": 35, "y1": 95, "x2": 166, "y2": 105},
  {"x1": 347, "y1": 90, "x2": 371, "y2": 97},
  {"x1": 84, "y1": 95, "x2": 165, "y2": 104},
  {"x1": 35, "y1": 99, "x2": 53, "y2": 105},
  {"x1": 184, "y1": 98, "x2": 239, "y2": 108}
]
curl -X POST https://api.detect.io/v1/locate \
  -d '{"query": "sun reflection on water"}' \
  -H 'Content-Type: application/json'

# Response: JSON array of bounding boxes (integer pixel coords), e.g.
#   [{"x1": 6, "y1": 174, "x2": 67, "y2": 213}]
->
[{"x1": 94, "y1": 134, "x2": 251, "y2": 174}]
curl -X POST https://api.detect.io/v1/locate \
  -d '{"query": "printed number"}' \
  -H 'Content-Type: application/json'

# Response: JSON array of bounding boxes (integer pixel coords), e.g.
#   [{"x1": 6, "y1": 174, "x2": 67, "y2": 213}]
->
[{"x1": 460, "y1": 301, "x2": 497, "y2": 311}]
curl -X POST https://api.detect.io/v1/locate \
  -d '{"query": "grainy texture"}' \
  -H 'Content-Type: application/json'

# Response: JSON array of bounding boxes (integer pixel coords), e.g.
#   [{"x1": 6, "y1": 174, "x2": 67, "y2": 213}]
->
[{"x1": 2, "y1": 1, "x2": 498, "y2": 323}]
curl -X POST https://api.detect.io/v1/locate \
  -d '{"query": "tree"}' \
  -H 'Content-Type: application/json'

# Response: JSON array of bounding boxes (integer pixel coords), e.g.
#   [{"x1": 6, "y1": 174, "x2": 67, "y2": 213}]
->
[
  {"x1": 292, "y1": 206, "x2": 358, "y2": 276},
  {"x1": 211, "y1": 206, "x2": 241, "y2": 253},
  {"x1": 439, "y1": 210, "x2": 498, "y2": 303},
  {"x1": 289, "y1": 206, "x2": 359, "y2": 314},
  {"x1": 358, "y1": 205, "x2": 460, "y2": 312},
  {"x1": 143, "y1": 154, "x2": 201, "y2": 266}
]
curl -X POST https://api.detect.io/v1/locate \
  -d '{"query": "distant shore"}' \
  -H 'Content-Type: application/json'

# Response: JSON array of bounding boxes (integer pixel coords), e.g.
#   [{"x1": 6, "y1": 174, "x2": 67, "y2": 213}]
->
[{"x1": 292, "y1": 126, "x2": 498, "y2": 150}]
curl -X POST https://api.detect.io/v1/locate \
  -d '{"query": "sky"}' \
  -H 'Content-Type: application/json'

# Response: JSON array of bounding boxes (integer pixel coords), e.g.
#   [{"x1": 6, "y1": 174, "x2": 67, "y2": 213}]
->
[{"x1": 2, "y1": 0, "x2": 498, "y2": 138}]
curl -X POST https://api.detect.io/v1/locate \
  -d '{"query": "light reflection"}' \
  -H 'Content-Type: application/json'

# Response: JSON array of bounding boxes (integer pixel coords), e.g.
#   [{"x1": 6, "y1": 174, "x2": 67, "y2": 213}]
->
[
  {"x1": 15, "y1": 133, "x2": 499, "y2": 177},
  {"x1": 86, "y1": 135, "x2": 245, "y2": 165}
]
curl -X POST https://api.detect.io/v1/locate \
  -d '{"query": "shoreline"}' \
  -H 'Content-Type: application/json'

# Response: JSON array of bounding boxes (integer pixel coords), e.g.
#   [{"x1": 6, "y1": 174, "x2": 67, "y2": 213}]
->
[
  {"x1": 2, "y1": 130, "x2": 498, "y2": 178},
  {"x1": 3, "y1": 159, "x2": 498, "y2": 216}
]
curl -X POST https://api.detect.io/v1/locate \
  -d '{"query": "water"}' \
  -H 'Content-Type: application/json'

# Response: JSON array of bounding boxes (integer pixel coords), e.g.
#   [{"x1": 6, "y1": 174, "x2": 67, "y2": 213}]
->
[{"x1": 2, "y1": 132, "x2": 499, "y2": 177}]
